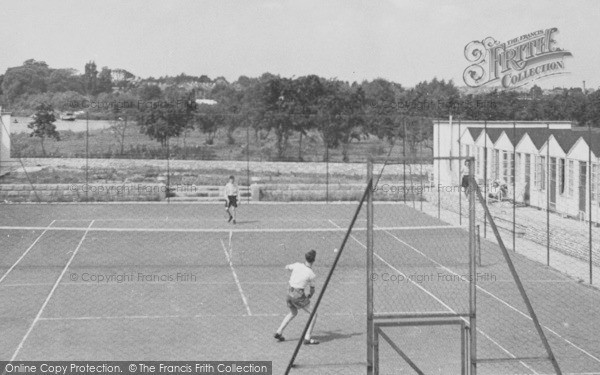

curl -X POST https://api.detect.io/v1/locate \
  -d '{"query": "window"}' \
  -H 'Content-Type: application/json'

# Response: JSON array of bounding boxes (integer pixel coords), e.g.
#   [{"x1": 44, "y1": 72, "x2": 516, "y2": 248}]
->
[
  {"x1": 593, "y1": 164, "x2": 598, "y2": 202},
  {"x1": 525, "y1": 154, "x2": 531, "y2": 185},
  {"x1": 559, "y1": 158, "x2": 565, "y2": 195},
  {"x1": 516, "y1": 153, "x2": 522, "y2": 183},
  {"x1": 568, "y1": 160, "x2": 574, "y2": 197},
  {"x1": 510, "y1": 152, "x2": 515, "y2": 185},
  {"x1": 494, "y1": 150, "x2": 500, "y2": 180},
  {"x1": 465, "y1": 145, "x2": 470, "y2": 157},
  {"x1": 535, "y1": 156, "x2": 546, "y2": 191},
  {"x1": 502, "y1": 151, "x2": 509, "y2": 183},
  {"x1": 534, "y1": 156, "x2": 540, "y2": 189},
  {"x1": 476, "y1": 147, "x2": 481, "y2": 175},
  {"x1": 540, "y1": 156, "x2": 546, "y2": 191},
  {"x1": 491, "y1": 150, "x2": 496, "y2": 179},
  {"x1": 597, "y1": 164, "x2": 600, "y2": 204}
]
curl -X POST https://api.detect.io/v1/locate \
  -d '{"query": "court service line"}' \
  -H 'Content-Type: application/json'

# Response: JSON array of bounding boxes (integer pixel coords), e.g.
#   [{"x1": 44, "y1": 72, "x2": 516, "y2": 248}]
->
[
  {"x1": 0, "y1": 281, "x2": 363, "y2": 288},
  {"x1": 380, "y1": 226, "x2": 600, "y2": 366},
  {"x1": 10, "y1": 220, "x2": 95, "y2": 361},
  {"x1": 0, "y1": 220, "x2": 56, "y2": 285},
  {"x1": 220, "y1": 238, "x2": 252, "y2": 316},
  {"x1": 329, "y1": 219, "x2": 540, "y2": 375}
]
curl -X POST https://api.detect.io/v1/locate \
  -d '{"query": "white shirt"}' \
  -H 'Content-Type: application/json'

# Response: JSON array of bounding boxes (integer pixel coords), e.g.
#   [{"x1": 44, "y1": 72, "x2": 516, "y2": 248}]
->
[
  {"x1": 286, "y1": 262, "x2": 316, "y2": 290},
  {"x1": 461, "y1": 164, "x2": 469, "y2": 175},
  {"x1": 224, "y1": 182, "x2": 239, "y2": 197}
]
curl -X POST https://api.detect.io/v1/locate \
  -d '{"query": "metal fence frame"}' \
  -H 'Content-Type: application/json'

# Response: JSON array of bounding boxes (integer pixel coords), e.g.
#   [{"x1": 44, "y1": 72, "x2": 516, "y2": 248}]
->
[{"x1": 367, "y1": 156, "x2": 563, "y2": 375}]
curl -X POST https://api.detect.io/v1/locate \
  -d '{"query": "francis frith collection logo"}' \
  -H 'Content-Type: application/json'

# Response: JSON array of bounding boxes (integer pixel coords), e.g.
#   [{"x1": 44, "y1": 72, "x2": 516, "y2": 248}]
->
[{"x1": 463, "y1": 28, "x2": 572, "y2": 89}]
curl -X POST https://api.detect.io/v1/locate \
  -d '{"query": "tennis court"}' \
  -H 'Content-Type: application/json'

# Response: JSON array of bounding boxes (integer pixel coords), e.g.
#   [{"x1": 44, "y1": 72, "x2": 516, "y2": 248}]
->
[{"x1": 0, "y1": 202, "x2": 599, "y2": 374}]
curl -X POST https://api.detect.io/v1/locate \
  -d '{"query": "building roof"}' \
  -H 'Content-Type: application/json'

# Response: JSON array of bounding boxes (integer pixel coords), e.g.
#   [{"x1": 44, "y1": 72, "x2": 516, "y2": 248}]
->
[
  {"x1": 571, "y1": 127, "x2": 600, "y2": 157},
  {"x1": 527, "y1": 129, "x2": 553, "y2": 149},
  {"x1": 484, "y1": 128, "x2": 505, "y2": 143},
  {"x1": 465, "y1": 125, "x2": 600, "y2": 157},
  {"x1": 467, "y1": 127, "x2": 483, "y2": 140}
]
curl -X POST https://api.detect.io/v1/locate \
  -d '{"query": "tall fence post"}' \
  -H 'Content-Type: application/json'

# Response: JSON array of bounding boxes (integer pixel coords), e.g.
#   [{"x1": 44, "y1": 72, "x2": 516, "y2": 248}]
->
[
  {"x1": 513, "y1": 121, "x2": 516, "y2": 252},
  {"x1": 459, "y1": 118, "x2": 462, "y2": 225},
  {"x1": 326, "y1": 145, "x2": 329, "y2": 203},
  {"x1": 437, "y1": 119, "x2": 441, "y2": 219},
  {"x1": 546, "y1": 124, "x2": 550, "y2": 266},
  {"x1": 419, "y1": 136, "x2": 423, "y2": 212},
  {"x1": 246, "y1": 120, "x2": 250, "y2": 204},
  {"x1": 476, "y1": 224, "x2": 482, "y2": 267},
  {"x1": 403, "y1": 119, "x2": 407, "y2": 203},
  {"x1": 483, "y1": 121, "x2": 488, "y2": 238},
  {"x1": 366, "y1": 158, "x2": 374, "y2": 374},
  {"x1": 468, "y1": 156, "x2": 477, "y2": 375},
  {"x1": 167, "y1": 135, "x2": 171, "y2": 204},
  {"x1": 589, "y1": 123, "x2": 593, "y2": 284},
  {"x1": 85, "y1": 111, "x2": 89, "y2": 203}
]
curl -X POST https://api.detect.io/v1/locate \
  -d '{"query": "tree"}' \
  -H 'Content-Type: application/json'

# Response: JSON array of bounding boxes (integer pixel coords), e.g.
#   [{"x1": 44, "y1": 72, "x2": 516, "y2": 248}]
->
[
  {"x1": 195, "y1": 104, "x2": 224, "y2": 145},
  {"x1": 1, "y1": 59, "x2": 51, "y2": 103},
  {"x1": 317, "y1": 80, "x2": 367, "y2": 162},
  {"x1": 530, "y1": 85, "x2": 543, "y2": 99},
  {"x1": 585, "y1": 90, "x2": 600, "y2": 127},
  {"x1": 361, "y1": 78, "x2": 404, "y2": 150},
  {"x1": 138, "y1": 84, "x2": 162, "y2": 101},
  {"x1": 28, "y1": 103, "x2": 60, "y2": 156},
  {"x1": 211, "y1": 83, "x2": 243, "y2": 146},
  {"x1": 137, "y1": 90, "x2": 195, "y2": 148},
  {"x1": 257, "y1": 76, "x2": 297, "y2": 159},
  {"x1": 96, "y1": 67, "x2": 113, "y2": 94},
  {"x1": 51, "y1": 91, "x2": 87, "y2": 112},
  {"x1": 84, "y1": 61, "x2": 98, "y2": 95},
  {"x1": 105, "y1": 92, "x2": 139, "y2": 155},
  {"x1": 292, "y1": 75, "x2": 325, "y2": 160},
  {"x1": 47, "y1": 68, "x2": 84, "y2": 93}
]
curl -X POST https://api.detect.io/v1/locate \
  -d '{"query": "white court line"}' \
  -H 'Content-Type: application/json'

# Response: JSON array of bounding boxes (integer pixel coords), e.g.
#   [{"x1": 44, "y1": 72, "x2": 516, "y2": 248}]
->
[
  {"x1": 0, "y1": 220, "x2": 56, "y2": 285},
  {"x1": 6, "y1": 201, "x2": 405, "y2": 206},
  {"x1": 220, "y1": 238, "x2": 252, "y2": 316},
  {"x1": 10, "y1": 220, "x2": 94, "y2": 362},
  {"x1": 0, "y1": 280, "x2": 362, "y2": 288},
  {"x1": 0, "y1": 225, "x2": 462, "y2": 233},
  {"x1": 38, "y1": 311, "x2": 365, "y2": 321},
  {"x1": 329, "y1": 219, "x2": 540, "y2": 375},
  {"x1": 54, "y1": 218, "x2": 351, "y2": 222},
  {"x1": 380, "y1": 226, "x2": 600, "y2": 366},
  {"x1": 492, "y1": 280, "x2": 574, "y2": 283}
]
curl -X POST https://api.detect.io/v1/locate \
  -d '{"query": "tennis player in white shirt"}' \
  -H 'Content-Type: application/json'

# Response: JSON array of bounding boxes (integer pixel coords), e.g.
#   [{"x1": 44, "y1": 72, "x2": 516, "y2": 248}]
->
[
  {"x1": 224, "y1": 175, "x2": 240, "y2": 224},
  {"x1": 274, "y1": 249, "x2": 320, "y2": 345}
]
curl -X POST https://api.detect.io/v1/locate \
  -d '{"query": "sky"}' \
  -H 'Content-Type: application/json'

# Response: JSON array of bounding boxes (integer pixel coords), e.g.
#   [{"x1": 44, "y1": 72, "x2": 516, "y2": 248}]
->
[{"x1": 0, "y1": 0, "x2": 598, "y2": 90}]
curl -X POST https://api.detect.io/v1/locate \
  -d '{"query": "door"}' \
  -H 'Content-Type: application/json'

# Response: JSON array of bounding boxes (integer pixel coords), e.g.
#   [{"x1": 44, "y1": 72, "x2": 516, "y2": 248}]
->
[
  {"x1": 579, "y1": 162, "x2": 587, "y2": 213},
  {"x1": 550, "y1": 157, "x2": 557, "y2": 211},
  {"x1": 524, "y1": 154, "x2": 531, "y2": 205}
]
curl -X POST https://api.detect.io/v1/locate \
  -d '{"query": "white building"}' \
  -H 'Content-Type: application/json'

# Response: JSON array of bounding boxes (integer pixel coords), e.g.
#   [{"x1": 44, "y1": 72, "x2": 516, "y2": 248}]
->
[
  {"x1": 434, "y1": 118, "x2": 600, "y2": 222},
  {"x1": 0, "y1": 108, "x2": 13, "y2": 176}
]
